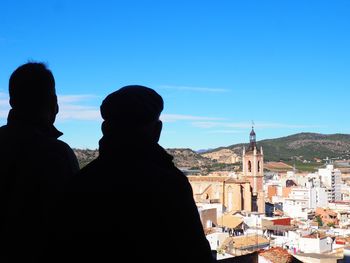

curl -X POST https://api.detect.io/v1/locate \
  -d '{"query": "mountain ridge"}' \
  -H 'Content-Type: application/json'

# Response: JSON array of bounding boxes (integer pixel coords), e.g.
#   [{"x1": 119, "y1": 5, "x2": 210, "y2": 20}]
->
[{"x1": 73, "y1": 132, "x2": 350, "y2": 170}]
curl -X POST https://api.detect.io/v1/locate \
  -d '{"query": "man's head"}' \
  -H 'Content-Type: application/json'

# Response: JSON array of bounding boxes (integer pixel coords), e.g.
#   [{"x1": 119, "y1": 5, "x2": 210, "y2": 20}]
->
[
  {"x1": 100, "y1": 85, "x2": 164, "y2": 142},
  {"x1": 9, "y1": 62, "x2": 58, "y2": 123}
]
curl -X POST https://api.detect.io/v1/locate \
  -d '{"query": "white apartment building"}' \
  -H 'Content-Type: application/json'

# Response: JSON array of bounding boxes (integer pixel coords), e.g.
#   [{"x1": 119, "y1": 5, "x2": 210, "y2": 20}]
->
[
  {"x1": 319, "y1": 165, "x2": 342, "y2": 202},
  {"x1": 284, "y1": 187, "x2": 328, "y2": 210},
  {"x1": 288, "y1": 230, "x2": 333, "y2": 254},
  {"x1": 298, "y1": 235, "x2": 333, "y2": 254}
]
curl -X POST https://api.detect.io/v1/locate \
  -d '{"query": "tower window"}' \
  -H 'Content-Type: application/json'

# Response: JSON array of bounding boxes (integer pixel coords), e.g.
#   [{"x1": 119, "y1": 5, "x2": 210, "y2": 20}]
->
[
  {"x1": 258, "y1": 161, "x2": 260, "y2": 172},
  {"x1": 248, "y1": 161, "x2": 252, "y2": 172}
]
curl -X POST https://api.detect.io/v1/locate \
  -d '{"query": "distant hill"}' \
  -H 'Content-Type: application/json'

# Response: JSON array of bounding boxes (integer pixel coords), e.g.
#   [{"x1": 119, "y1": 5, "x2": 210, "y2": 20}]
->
[
  {"x1": 73, "y1": 133, "x2": 350, "y2": 171},
  {"x1": 166, "y1": 148, "x2": 239, "y2": 174},
  {"x1": 166, "y1": 148, "x2": 213, "y2": 168},
  {"x1": 196, "y1": 148, "x2": 213, "y2": 154},
  {"x1": 201, "y1": 148, "x2": 240, "y2": 164},
  {"x1": 73, "y1": 148, "x2": 99, "y2": 168},
  {"x1": 73, "y1": 147, "x2": 238, "y2": 174},
  {"x1": 73, "y1": 148, "x2": 213, "y2": 169},
  {"x1": 207, "y1": 132, "x2": 350, "y2": 162}
]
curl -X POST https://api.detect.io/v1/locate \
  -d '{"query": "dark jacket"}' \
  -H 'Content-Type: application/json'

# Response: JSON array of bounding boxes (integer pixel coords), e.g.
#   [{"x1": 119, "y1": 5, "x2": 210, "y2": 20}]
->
[
  {"x1": 0, "y1": 110, "x2": 79, "y2": 262},
  {"x1": 65, "y1": 135, "x2": 215, "y2": 262}
]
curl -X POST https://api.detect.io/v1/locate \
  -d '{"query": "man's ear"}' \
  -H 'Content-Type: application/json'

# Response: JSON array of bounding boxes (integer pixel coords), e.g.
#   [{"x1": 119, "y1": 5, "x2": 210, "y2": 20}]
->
[
  {"x1": 48, "y1": 95, "x2": 59, "y2": 123},
  {"x1": 9, "y1": 97, "x2": 14, "y2": 108},
  {"x1": 154, "y1": 120, "x2": 162, "y2": 142},
  {"x1": 54, "y1": 95, "x2": 58, "y2": 114}
]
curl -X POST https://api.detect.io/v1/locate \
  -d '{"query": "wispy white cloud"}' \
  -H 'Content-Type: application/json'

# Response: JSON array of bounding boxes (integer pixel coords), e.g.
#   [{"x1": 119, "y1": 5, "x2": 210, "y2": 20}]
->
[
  {"x1": 0, "y1": 93, "x2": 101, "y2": 121},
  {"x1": 206, "y1": 130, "x2": 243, "y2": 134},
  {"x1": 0, "y1": 93, "x2": 9, "y2": 118},
  {"x1": 57, "y1": 94, "x2": 100, "y2": 121},
  {"x1": 1, "y1": 93, "x2": 224, "y2": 123},
  {"x1": 255, "y1": 122, "x2": 323, "y2": 129},
  {"x1": 159, "y1": 85, "x2": 230, "y2": 93},
  {"x1": 0, "y1": 99, "x2": 9, "y2": 107},
  {"x1": 192, "y1": 121, "x2": 322, "y2": 129},
  {"x1": 192, "y1": 121, "x2": 249, "y2": 129},
  {"x1": 160, "y1": 114, "x2": 223, "y2": 123},
  {"x1": 58, "y1": 94, "x2": 98, "y2": 103},
  {"x1": 58, "y1": 108, "x2": 101, "y2": 121}
]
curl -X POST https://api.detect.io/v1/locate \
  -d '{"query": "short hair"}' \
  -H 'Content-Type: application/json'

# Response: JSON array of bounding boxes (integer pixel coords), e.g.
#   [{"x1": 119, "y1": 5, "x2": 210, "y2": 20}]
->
[
  {"x1": 100, "y1": 85, "x2": 163, "y2": 128},
  {"x1": 9, "y1": 62, "x2": 56, "y2": 111}
]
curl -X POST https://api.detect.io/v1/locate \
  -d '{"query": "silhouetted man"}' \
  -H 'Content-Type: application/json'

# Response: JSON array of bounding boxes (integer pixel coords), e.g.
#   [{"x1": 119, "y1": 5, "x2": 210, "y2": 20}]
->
[
  {"x1": 67, "y1": 85, "x2": 215, "y2": 262},
  {"x1": 0, "y1": 62, "x2": 79, "y2": 262}
]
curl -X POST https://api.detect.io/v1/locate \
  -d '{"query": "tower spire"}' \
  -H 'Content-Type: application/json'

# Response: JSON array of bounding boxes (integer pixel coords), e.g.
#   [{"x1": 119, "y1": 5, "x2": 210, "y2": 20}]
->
[{"x1": 249, "y1": 121, "x2": 256, "y2": 151}]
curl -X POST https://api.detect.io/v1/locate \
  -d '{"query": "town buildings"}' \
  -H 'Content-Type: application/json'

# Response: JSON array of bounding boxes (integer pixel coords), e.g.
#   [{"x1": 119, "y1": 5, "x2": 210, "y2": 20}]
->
[{"x1": 187, "y1": 128, "x2": 350, "y2": 262}]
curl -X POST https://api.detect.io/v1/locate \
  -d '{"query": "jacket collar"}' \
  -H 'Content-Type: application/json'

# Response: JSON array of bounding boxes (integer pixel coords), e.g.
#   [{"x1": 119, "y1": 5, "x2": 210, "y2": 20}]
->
[{"x1": 7, "y1": 109, "x2": 63, "y2": 139}]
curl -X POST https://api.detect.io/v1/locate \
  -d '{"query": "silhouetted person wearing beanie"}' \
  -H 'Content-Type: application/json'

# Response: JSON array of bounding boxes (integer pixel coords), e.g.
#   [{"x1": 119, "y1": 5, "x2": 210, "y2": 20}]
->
[
  {"x1": 66, "y1": 85, "x2": 215, "y2": 262},
  {"x1": 0, "y1": 62, "x2": 79, "y2": 262}
]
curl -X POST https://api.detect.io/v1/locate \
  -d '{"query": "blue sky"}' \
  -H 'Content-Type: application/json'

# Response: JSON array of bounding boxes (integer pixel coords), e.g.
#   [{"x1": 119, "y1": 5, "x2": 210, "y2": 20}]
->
[{"x1": 1, "y1": 0, "x2": 349, "y2": 150}]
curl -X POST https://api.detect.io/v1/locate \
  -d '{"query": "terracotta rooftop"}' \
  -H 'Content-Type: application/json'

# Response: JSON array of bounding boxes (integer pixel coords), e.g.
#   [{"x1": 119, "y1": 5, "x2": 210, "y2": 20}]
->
[
  {"x1": 187, "y1": 175, "x2": 249, "y2": 184},
  {"x1": 217, "y1": 214, "x2": 244, "y2": 229},
  {"x1": 224, "y1": 178, "x2": 250, "y2": 184},
  {"x1": 188, "y1": 176, "x2": 227, "y2": 182},
  {"x1": 303, "y1": 232, "x2": 327, "y2": 239},
  {"x1": 264, "y1": 225, "x2": 295, "y2": 231},
  {"x1": 204, "y1": 227, "x2": 219, "y2": 235},
  {"x1": 265, "y1": 162, "x2": 293, "y2": 170},
  {"x1": 316, "y1": 208, "x2": 337, "y2": 216},
  {"x1": 222, "y1": 235, "x2": 269, "y2": 250},
  {"x1": 259, "y1": 247, "x2": 293, "y2": 263}
]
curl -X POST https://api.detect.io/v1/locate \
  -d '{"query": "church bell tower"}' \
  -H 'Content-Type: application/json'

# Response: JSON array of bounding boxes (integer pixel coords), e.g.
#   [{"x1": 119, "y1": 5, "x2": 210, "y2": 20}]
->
[{"x1": 242, "y1": 126, "x2": 265, "y2": 213}]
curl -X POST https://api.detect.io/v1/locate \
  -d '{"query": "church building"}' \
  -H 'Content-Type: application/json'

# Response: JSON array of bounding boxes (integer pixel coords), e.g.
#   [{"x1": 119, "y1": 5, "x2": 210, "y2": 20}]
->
[{"x1": 188, "y1": 127, "x2": 265, "y2": 214}]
